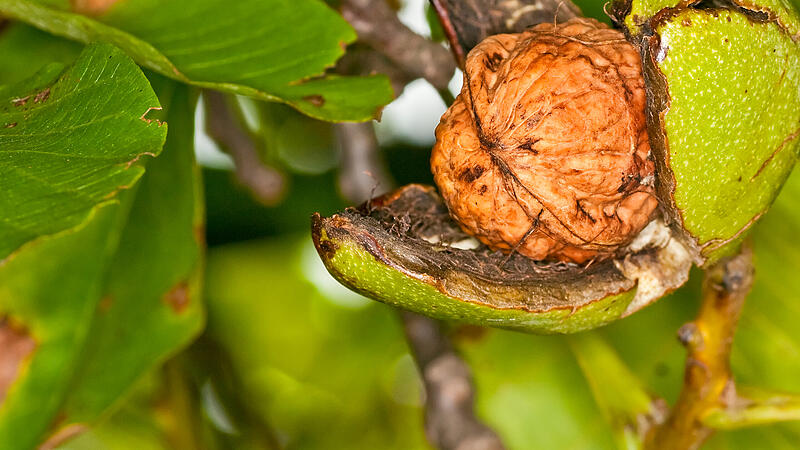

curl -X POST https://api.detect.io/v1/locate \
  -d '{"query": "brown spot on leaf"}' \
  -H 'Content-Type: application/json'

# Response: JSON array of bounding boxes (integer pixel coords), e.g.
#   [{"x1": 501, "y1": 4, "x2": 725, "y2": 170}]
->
[
  {"x1": 193, "y1": 224, "x2": 206, "y2": 245},
  {"x1": 124, "y1": 151, "x2": 157, "y2": 169},
  {"x1": 303, "y1": 95, "x2": 325, "y2": 107},
  {"x1": 373, "y1": 105, "x2": 385, "y2": 121},
  {"x1": 11, "y1": 95, "x2": 30, "y2": 107},
  {"x1": 4, "y1": 122, "x2": 16, "y2": 128},
  {"x1": 97, "y1": 295, "x2": 113, "y2": 313},
  {"x1": 0, "y1": 317, "x2": 36, "y2": 405},
  {"x1": 33, "y1": 88, "x2": 50, "y2": 104},
  {"x1": 163, "y1": 281, "x2": 190, "y2": 314},
  {"x1": 40, "y1": 423, "x2": 88, "y2": 450},
  {"x1": 70, "y1": 0, "x2": 120, "y2": 15}
]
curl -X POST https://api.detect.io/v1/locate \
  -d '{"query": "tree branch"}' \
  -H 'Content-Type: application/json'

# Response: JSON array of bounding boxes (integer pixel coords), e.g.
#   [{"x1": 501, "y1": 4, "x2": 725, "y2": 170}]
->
[
  {"x1": 401, "y1": 312, "x2": 505, "y2": 450},
  {"x1": 334, "y1": 122, "x2": 392, "y2": 204},
  {"x1": 203, "y1": 90, "x2": 285, "y2": 206},
  {"x1": 645, "y1": 245, "x2": 754, "y2": 450},
  {"x1": 334, "y1": 120, "x2": 504, "y2": 450},
  {"x1": 340, "y1": 0, "x2": 456, "y2": 92},
  {"x1": 429, "y1": 0, "x2": 581, "y2": 68}
]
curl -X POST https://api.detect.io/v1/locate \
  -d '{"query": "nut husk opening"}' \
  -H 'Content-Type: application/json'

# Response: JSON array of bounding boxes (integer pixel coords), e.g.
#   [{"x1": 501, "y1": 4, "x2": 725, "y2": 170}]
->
[{"x1": 312, "y1": 184, "x2": 692, "y2": 332}]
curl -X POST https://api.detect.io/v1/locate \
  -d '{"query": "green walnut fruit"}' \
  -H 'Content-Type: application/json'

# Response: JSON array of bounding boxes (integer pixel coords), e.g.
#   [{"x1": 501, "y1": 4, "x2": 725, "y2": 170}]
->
[{"x1": 312, "y1": 0, "x2": 800, "y2": 334}]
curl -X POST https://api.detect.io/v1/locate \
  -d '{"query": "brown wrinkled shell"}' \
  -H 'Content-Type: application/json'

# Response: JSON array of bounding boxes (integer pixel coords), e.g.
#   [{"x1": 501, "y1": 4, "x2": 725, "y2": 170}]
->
[{"x1": 431, "y1": 18, "x2": 658, "y2": 264}]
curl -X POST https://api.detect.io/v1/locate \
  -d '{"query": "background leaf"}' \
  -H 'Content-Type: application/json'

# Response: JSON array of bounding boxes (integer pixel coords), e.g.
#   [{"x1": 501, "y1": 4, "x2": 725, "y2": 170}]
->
[
  {"x1": 0, "y1": 42, "x2": 166, "y2": 261},
  {"x1": 0, "y1": 46, "x2": 204, "y2": 449},
  {"x1": 202, "y1": 236, "x2": 428, "y2": 449},
  {"x1": 0, "y1": 22, "x2": 81, "y2": 84},
  {"x1": 59, "y1": 78, "x2": 205, "y2": 424},
  {"x1": 0, "y1": 200, "x2": 130, "y2": 449},
  {"x1": 0, "y1": 0, "x2": 394, "y2": 121}
]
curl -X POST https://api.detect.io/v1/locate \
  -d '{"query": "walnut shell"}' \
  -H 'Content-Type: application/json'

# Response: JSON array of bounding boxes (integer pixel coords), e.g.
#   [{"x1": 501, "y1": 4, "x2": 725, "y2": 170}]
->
[{"x1": 431, "y1": 17, "x2": 659, "y2": 263}]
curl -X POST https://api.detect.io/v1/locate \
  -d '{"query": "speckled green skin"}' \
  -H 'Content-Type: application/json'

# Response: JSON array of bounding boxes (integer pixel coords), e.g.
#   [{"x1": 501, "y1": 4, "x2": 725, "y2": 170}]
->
[
  {"x1": 622, "y1": 0, "x2": 681, "y2": 31},
  {"x1": 733, "y1": 0, "x2": 800, "y2": 36},
  {"x1": 311, "y1": 1, "x2": 800, "y2": 330},
  {"x1": 316, "y1": 228, "x2": 637, "y2": 334},
  {"x1": 654, "y1": 9, "x2": 800, "y2": 262},
  {"x1": 615, "y1": 0, "x2": 800, "y2": 264},
  {"x1": 620, "y1": 0, "x2": 800, "y2": 36}
]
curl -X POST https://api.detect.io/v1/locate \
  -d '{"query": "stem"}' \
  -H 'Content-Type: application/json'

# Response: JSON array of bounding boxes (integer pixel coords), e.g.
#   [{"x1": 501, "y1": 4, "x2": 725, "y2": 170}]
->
[
  {"x1": 334, "y1": 111, "x2": 503, "y2": 450},
  {"x1": 340, "y1": 0, "x2": 456, "y2": 91},
  {"x1": 429, "y1": 0, "x2": 581, "y2": 69},
  {"x1": 334, "y1": 122, "x2": 392, "y2": 204},
  {"x1": 429, "y1": 0, "x2": 466, "y2": 68},
  {"x1": 645, "y1": 245, "x2": 754, "y2": 450},
  {"x1": 703, "y1": 387, "x2": 800, "y2": 430},
  {"x1": 203, "y1": 90, "x2": 285, "y2": 206},
  {"x1": 157, "y1": 359, "x2": 208, "y2": 450}
]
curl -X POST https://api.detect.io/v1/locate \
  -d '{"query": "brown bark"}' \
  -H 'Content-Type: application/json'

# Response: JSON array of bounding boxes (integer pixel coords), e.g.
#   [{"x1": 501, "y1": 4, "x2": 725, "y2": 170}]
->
[
  {"x1": 341, "y1": 0, "x2": 456, "y2": 91},
  {"x1": 203, "y1": 91, "x2": 285, "y2": 206},
  {"x1": 429, "y1": 0, "x2": 581, "y2": 67},
  {"x1": 401, "y1": 312, "x2": 505, "y2": 450}
]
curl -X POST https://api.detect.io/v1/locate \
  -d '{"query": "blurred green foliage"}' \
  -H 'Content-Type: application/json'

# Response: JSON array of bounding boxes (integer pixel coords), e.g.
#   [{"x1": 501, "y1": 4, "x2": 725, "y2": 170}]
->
[
  {"x1": 1, "y1": 0, "x2": 800, "y2": 449},
  {"x1": 56, "y1": 167, "x2": 800, "y2": 449}
]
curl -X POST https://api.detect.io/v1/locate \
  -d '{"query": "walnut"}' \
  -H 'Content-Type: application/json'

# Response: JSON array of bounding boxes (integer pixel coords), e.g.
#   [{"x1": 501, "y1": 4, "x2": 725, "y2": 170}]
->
[{"x1": 431, "y1": 18, "x2": 658, "y2": 263}]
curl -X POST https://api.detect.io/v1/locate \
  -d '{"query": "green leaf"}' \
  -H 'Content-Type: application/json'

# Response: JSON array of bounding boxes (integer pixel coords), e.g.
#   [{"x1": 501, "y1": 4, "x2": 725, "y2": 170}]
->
[
  {"x1": 733, "y1": 169, "x2": 800, "y2": 393},
  {"x1": 704, "y1": 387, "x2": 800, "y2": 430},
  {"x1": 0, "y1": 22, "x2": 81, "y2": 85},
  {"x1": 464, "y1": 332, "x2": 617, "y2": 449},
  {"x1": 0, "y1": 201, "x2": 130, "y2": 450},
  {"x1": 0, "y1": 0, "x2": 394, "y2": 122},
  {"x1": 0, "y1": 42, "x2": 167, "y2": 261},
  {"x1": 651, "y1": 8, "x2": 800, "y2": 263},
  {"x1": 59, "y1": 78, "x2": 205, "y2": 423},
  {"x1": 0, "y1": 48, "x2": 204, "y2": 448}
]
